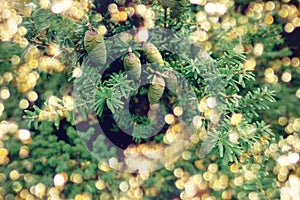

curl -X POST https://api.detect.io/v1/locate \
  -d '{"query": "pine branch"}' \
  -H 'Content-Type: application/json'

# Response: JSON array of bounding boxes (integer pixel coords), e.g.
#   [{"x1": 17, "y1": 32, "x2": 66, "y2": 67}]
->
[{"x1": 227, "y1": 87, "x2": 276, "y2": 118}]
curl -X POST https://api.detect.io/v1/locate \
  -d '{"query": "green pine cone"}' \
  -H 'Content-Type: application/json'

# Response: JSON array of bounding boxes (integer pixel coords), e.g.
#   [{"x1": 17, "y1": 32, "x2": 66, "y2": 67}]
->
[
  {"x1": 124, "y1": 52, "x2": 142, "y2": 80},
  {"x1": 170, "y1": 0, "x2": 189, "y2": 18},
  {"x1": 84, "y1": 30, "x2": 107, "y2": 65},
  {"x1": 148, "y1": 75, "x2": 165, "y2": 105},
  {"x1": 144, "y1": 42, "x2": 164, "y2": 67},
  {"x1": 165, "y1": 69, "x2": 177, "y2": 93},
  {"x1": 118, "y1": 32, "x2": 133, "y2": 44},
  {"x1": 158, "y1": 0, "x2": 175, "y2": 8}
]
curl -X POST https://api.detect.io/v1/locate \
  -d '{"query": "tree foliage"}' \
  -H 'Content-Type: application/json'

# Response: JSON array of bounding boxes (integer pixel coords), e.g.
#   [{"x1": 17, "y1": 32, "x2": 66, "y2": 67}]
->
[{"x1": 0, "y1": 0, "x2": 299, "y2": 199}]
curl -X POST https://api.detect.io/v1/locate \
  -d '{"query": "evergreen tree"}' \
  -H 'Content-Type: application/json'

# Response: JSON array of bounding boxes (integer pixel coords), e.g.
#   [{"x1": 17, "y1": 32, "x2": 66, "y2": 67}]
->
[{"x1": 0, "y1": 0, "x2": 299, "y2": 199}]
